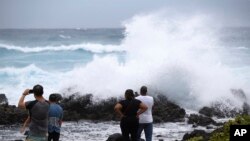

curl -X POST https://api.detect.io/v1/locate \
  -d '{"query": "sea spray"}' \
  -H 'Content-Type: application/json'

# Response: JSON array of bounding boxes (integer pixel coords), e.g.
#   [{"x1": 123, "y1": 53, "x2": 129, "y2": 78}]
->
[
  {"x1": 60, "y1": 13, "x2": 249, "y2": 109},
  {"x1": 0, "y1": 13, "x2": 249, "y2": 109}
]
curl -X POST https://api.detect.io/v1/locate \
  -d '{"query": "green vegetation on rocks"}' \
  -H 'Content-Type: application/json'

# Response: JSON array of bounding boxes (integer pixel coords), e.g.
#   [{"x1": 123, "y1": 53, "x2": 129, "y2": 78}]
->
[
  {"x1": 187, "y1": 136, "x2": 203, "y2": 141},
  {"x1": 187, "y1": 114, "x2": 250, "y2": 141},
  {"x1": 209, "y1": 114, "x2": 250, "y2": 141}
]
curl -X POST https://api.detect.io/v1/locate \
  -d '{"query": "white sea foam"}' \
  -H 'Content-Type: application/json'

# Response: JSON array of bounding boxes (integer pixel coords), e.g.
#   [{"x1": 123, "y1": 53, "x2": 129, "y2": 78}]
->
[
  {"x1": 0, "y1": 64, "x2": 63, "y2": 104},
  {"x1": 0, "y1": 43, "x2": 124, "y2": 53},
  {"x1": 59, "y1": 13, "x2": 250, "y2": 109},
  {"x1": 2, "y1": 13, "x2": 250, "y2": 109},
  {"x1": 0, "y1": 121, "x2": 194, "y2": 141}
]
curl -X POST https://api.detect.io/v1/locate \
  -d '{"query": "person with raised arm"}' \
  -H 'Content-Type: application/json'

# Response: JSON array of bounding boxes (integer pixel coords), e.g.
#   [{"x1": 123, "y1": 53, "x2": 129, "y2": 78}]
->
[{"x1": 18, "y1": 84, "x2": 50, "y2": 141}]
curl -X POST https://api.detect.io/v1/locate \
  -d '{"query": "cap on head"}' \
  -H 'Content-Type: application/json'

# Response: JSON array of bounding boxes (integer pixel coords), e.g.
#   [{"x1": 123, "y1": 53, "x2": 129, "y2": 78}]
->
[
  {"x1": 140, "y1": 86, "x2": 147, "y2": 95},
  {"x1": 33, "y1": 84, "x2": 43, "y2": 96}
]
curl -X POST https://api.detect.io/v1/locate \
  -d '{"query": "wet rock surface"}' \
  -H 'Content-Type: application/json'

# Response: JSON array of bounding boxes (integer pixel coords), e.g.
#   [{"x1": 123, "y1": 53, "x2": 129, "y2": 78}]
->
[
  {"x1": 0, "y1": 94, "x2": 28, "y2": 125},
  {"x1": 187, "y1": 114, "x2": 216, "y2": 127},
  {"x1": 61, "y1": 93, "x2": 186, "y2": 123},
  {"x1": 182, "y1": 129, "x2": 210, "y2": 141}
]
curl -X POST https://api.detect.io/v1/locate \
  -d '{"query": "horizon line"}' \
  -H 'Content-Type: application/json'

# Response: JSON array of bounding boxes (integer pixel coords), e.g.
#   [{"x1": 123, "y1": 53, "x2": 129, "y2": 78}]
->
[
  {"x1": 0, "y1": 27, "x2": 125, "y2": 30},
  {"x1": 0, "y1": 26, "x2": 250, "y2": 30}
]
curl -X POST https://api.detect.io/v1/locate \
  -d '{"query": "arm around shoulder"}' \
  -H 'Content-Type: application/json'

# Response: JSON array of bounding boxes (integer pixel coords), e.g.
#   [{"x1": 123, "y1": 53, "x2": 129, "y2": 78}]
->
[{"x1": 137, "y1": 102, "x2": 148, "y2": 116}]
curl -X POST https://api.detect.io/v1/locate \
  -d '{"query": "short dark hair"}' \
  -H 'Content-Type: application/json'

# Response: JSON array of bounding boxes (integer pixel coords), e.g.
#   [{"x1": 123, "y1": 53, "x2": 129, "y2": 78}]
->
[
  {"x1": 49, "y1": 94, "x2": 57, "y2": 102},
  {"x1": 125, "y1": 89, "x2": 134, "y2": 100},
  {"x1": 140, "y1": 86, "x2": 147, "y2": 95},
  {"x1": 49, "y1": 93, "x2": 62, "y2": 102},
  {"x1": 33, "y1": 84, "x2": 43, "y2": 96}
]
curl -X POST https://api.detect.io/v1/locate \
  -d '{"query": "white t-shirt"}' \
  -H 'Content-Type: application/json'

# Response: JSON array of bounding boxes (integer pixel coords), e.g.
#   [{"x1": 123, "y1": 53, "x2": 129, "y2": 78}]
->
[{"x1": 136, "y1": 95, "x2": 154, "y2": 123}]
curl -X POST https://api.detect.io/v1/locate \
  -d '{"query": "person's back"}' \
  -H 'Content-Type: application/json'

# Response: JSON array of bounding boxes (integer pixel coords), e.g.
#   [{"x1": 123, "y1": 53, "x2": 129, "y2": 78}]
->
[
  {"x1": 27, "y1": 100, "x2": 50, "y2": 136},
  {"x1": 114, "y1": 89, "x2": 148, "y2": 141},
  {"x1": 18, "y1": 84, "x2": 50, "y2": 141},
  {"x1": 48, "y1": 94, "x2": 63, "y2": 141},
  {"x1": 136, "y1": 95, "x2": 153, "y2": 123},
  {"x1": 136, "y1": 86, "x2": 154, "y2": 141},
  {"x1": 120, "y1": 99, "x2": 141, "y2": 117}
]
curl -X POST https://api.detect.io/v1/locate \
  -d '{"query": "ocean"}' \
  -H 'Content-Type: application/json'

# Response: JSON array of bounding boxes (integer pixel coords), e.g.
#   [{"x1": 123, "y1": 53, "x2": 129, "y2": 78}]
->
[
  {"x1": 0, "y1": 15, "x2": 250, "y2": 109},
  {"x1": 1, "y1": 15, "x2": 250, "y2": 141},
  {"x1": 0, "y1": 28, "x2": 126, "y2": 104}
]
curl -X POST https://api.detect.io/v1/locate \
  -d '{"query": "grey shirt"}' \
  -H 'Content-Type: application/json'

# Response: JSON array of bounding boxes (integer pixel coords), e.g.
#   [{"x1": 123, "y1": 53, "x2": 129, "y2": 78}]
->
[{"x1": 25, "y1": 100, "x2": 50, "y2": 136}]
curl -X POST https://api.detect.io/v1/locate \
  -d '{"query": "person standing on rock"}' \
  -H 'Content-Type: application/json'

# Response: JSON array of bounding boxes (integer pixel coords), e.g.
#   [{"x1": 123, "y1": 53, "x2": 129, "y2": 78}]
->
[
  {"x1": 48, "y1": 93, "x2": 63, "y2": 141},
  {"x1": 18, "y1": 84, "x2": 50, "y2": 141},
  {"x1": 114, "y1": 89, "x2": 148, "y2": 141},
  {"x1": 136, "y1": 86, "x2": 154, "y2": 141}
]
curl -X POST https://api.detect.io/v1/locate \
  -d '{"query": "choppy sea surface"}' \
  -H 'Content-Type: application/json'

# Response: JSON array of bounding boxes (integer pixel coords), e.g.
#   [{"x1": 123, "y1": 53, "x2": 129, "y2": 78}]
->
[
  {"x1": 1, "y1": 25, "x2": 250, "y2": 108},
  {"x1": 1, "y1": 14, "x2": 250, "y2": 141}
]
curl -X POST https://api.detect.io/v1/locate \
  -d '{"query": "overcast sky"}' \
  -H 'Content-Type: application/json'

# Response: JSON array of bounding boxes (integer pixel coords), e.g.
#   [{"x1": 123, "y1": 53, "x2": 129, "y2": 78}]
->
[{"x1": 0, "y1": 0, "x2": 250, "y2": 28}]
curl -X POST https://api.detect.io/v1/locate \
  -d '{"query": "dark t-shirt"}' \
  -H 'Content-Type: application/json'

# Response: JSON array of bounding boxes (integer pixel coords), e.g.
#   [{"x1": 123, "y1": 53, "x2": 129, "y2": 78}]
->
[
  {"x1": 119, "y1": 99, "x2": 141, "y2": 117},
  {"x1": 25, "y1": 100, "x2": 50, "y2": 136}
]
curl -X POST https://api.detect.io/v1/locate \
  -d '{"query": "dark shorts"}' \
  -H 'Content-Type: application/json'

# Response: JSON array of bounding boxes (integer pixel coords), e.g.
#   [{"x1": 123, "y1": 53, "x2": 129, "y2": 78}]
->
[{"x1": 48, "y1": 131, "x2": 60, "y2": 141}]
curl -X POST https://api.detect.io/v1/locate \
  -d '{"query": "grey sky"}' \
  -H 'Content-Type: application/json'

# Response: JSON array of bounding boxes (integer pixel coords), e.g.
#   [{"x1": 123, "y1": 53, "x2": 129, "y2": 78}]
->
[{"x1": 0, "y1": 0, "x2": 250, "y2": 28}]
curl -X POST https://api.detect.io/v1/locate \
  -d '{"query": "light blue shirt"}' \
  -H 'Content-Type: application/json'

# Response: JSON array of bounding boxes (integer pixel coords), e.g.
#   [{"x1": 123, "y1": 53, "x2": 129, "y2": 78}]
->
[{"x1": 48, "y1": 103, "x2": 63, "y2": 133}]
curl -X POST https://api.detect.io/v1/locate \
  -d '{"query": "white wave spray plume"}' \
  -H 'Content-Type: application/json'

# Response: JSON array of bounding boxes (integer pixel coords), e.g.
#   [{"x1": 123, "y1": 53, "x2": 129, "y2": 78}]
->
[{"x1": 60, "y1": 13, "x2": 249, "y2": 109}]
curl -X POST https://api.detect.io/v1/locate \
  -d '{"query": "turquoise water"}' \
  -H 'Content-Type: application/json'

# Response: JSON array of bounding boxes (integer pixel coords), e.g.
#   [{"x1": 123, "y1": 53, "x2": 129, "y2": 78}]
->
[
  {"x1": 0, "y1": 28, "x2": 125, "y2": 70},
  {"x1": 0, "y1": 26, "x2": 250, "y2": 106}
]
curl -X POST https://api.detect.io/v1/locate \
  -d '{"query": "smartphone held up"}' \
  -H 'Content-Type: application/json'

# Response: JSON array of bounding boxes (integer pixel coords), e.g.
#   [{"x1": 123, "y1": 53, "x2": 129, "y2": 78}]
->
[{"x1": 29, "y1": 89, "x2": 34, "y2": 94}]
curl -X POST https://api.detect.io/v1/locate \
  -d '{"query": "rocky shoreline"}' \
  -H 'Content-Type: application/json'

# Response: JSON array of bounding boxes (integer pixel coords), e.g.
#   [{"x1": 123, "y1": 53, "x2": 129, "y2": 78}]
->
[{"x1": 1, "y1": 89, "x2": 250, "y2": 140}]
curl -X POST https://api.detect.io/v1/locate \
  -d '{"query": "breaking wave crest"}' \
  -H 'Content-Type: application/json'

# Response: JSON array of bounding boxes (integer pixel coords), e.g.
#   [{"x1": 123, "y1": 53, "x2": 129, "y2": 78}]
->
[{"x1": 0, "y1": 43, "x2": 124, "y2": 53}]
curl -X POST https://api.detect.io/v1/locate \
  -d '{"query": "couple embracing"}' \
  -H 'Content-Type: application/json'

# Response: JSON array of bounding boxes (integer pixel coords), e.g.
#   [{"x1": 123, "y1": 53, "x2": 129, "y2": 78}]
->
[{"x1": 115, "y1": 86, "x2": 154, "y2": 141}]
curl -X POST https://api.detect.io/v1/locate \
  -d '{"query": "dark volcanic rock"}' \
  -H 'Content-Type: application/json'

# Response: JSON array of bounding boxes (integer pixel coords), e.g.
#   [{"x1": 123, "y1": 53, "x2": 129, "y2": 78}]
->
[
  {"x1": 199, "y1": 107, "x2": 215, "y2": 118},
  {"x1": 60, "y1": 93, "x2": 93, "y2": 121},
  {"x1": 0, "y1": 104, "x2": 27, "y2": 125},
  {"x1": 182, "y1": 130, "x2": 210, "y2": 141},
  {"x1": 188, "y1": 114, "x2": 216, "y2": 126},
  {"x1": 106, "y1": 133, "x2": 146, "y2": 141},
  {"x1": 61, "y1": 93, "x2": 119, "y2": 121},
  {"x1": 199, "y1": 89, "x2": 248, "y2": 118},
  {"x1": 0, "y1": 92, "x2": 187, "y2": 125},
  {"x1": 199, "y1": 103, "x2": 242, "y2": 118},
  {"x1": 0, "y1": 94, "x2": 28, "y2": 125},
  {"x1": 87, "y1": 97, "x2": 119, "y2": 120},
  {"x1": 61, "y1": 93, "x2": 186, "y2": 122},
  {"x1": 106, "y1": 133, "x2": 123, "y2": 141},
  {"x1": 153, "y1": 94, "x2": 186, "y2": 122},
  {"x1": 0, "y1": 94, "x2": 8, "y2": 105},
  {"x1": 243, "y1": 102, "x2": 250, "y2": 115}
]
